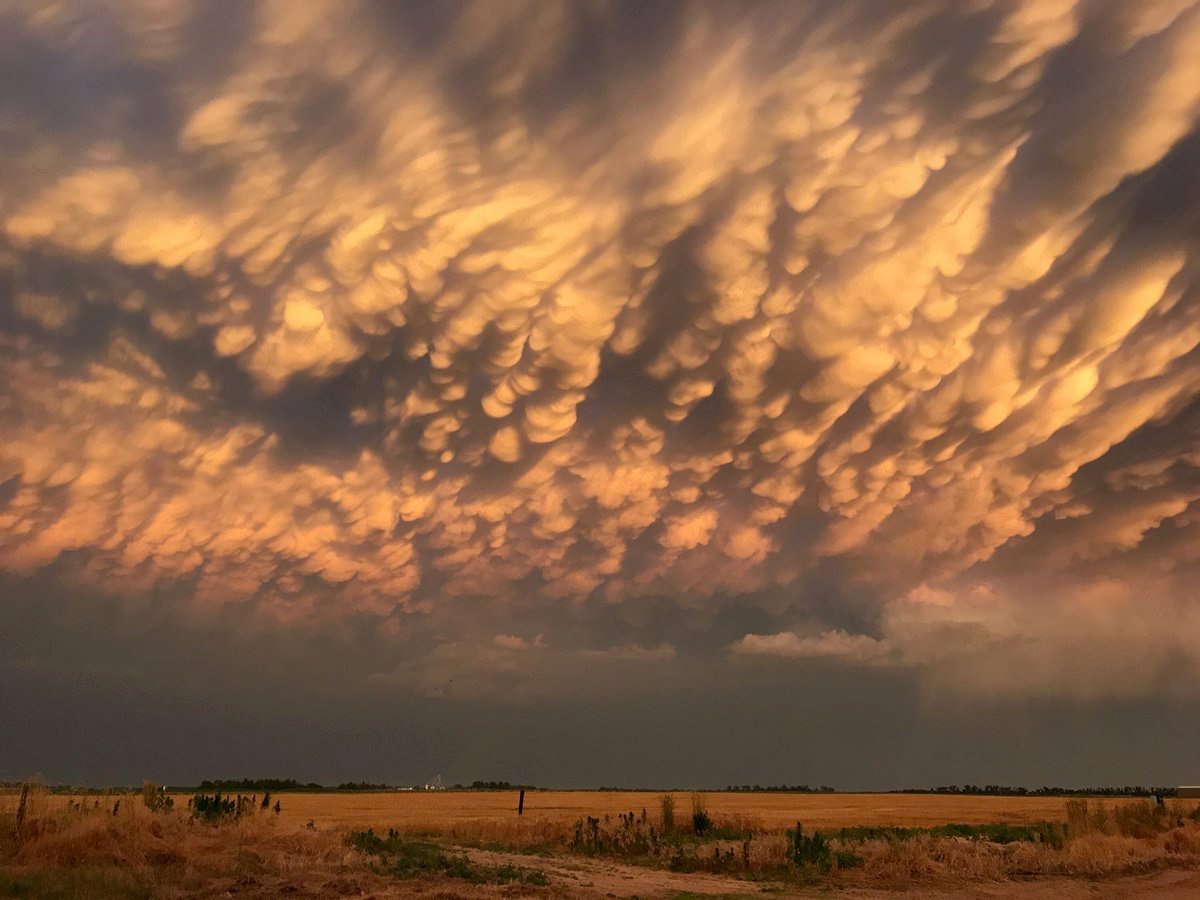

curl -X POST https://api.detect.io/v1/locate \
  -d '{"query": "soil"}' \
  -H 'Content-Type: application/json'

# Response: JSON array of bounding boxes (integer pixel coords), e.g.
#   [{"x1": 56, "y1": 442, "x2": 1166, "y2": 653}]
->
[{"x1": 458, "y1": 847, "x2": 1200, "y2": 899}]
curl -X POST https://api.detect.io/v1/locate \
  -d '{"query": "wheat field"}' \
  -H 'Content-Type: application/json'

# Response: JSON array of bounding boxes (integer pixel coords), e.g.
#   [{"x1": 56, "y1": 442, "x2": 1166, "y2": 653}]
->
[
  {"x1": 154, "y1": 790, "x2": 1143, "y2": 832},
  {"x1": 10, "y1": 789, "x2": 1150, "y2": 834}
]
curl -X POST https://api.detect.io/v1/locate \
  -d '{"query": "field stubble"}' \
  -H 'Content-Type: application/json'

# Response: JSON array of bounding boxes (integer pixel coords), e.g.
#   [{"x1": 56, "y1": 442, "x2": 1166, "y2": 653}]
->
[{"x1": 182, "y1": 789, "x2": 1144, "y2": 832}]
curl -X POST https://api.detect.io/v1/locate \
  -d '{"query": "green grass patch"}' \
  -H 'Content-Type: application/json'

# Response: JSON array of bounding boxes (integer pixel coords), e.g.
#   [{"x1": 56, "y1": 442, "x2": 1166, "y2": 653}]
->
[
  {"x1": 0, "y1": 869, "x2": 152, "y2": 900},
  {"x1": 835, "y1": 849, "x2": 864, "y2": 869},
  {"x1": 348, "y1": 829, "x2": 477, "y2": 880},
  {"x1": 347, "y1": 828, "x2": 548, "y2": 885},
  {"x1": 495, "y1": 863, "x2": 549, "y2": 885}
]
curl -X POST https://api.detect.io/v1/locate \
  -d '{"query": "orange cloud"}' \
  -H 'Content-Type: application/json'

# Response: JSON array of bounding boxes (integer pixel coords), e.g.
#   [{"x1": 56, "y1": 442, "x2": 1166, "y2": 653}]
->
[{"x1": 1, "y1": 1, "x2": 1199, "y2": 697}]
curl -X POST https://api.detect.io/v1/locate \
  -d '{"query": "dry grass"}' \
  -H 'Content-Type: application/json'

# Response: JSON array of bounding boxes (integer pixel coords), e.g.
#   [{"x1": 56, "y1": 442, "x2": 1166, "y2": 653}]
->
[
  {"x1": 809, "y1": 799, "x2": 1200, "y2": 888},
  {"x1": 0, "y1": 785, "x2": 567, "y2": 898},
  {"x1": 402, "y1": 814, "x2": 573, "y2": 850},
  {"x1": 0, "y1": 786, "x2": 394, "y2": 899},
  {"x1": 4, "y1": 786, "x2": 1199, "y2": 898},
  {"x1": 842, "y1": 824, "x2": 1200, "y2": 887},
  {"x1": 4, "y1": 788, "x2": 327, "y2": 861},
  {"x1": 364, "y1": 792, "x2": 1200, "y2": 887},
  {"x1": 389, "y1": 795, "x2": 1200, "y2": 887}
]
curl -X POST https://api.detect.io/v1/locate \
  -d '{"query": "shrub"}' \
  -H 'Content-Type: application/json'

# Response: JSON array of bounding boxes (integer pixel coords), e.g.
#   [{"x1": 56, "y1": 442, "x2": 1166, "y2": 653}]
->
[
  {"x1": 691, "y1": 792, "x2": 712, "y2": 836},
  {"x1": 188, "y1": 792, "x2": 251, "y2": 823},
  {"x1": 659, "y1": 794, "x2": 676, "y2": 833},
  {"x1": 571, "y1": 813, "x2": 657, "y2": 857},
  {"x1": 788, "y1": 821, "x2": 831, "y2": 871},
  {"x1": 667, "y1": 844, "x2": 697, "y2": 872},
  {"x1": 141, "y1": 782, "x2": 173, "y2": 814}
]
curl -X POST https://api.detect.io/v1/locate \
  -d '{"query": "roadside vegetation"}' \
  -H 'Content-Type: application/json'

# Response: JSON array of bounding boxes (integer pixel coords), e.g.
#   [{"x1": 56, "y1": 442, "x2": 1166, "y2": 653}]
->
[
  {"x1": 438, "y1": 792, "x2": 1200, "y2": 886},
  {"x1": 4, "y1": 779, "x2": 1200, "y2": 897}
]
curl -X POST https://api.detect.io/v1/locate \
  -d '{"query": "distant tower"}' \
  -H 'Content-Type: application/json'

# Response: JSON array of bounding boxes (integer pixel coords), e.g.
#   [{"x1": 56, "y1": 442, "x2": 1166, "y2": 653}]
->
[{"x1": 426, "y1": 774, "x2": 445, "y2": 790}]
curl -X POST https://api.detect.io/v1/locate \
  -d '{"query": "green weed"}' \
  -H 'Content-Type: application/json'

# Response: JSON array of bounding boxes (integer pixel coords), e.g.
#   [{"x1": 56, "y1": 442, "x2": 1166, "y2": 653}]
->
[
  {"x1": 347, "y1": 828, "x2": 547, "y2": 885},
  {"x1": 0, "y1": 870, "x2": 152, "y2": 900},
  {"x1": 787, "y1": 821, "x2": 831, "y2": 871}
]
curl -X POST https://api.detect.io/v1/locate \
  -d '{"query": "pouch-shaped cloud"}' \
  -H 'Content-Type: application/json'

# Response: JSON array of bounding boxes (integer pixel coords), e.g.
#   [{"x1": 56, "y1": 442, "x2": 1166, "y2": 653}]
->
[{"x1": 2, "y1": 0, "x2": 1200, "y2": 698}]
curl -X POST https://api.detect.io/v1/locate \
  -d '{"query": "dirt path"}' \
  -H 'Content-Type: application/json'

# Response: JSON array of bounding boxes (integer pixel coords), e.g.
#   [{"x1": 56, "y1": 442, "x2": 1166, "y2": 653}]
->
[
  {"x1": 462, "y1": 846, "x2": 758, "y2": 896},
  {"x1": 460, "y1": 847, "x2": 1200, "y2": 898},
  {"x1": 925, "y1": 869, "x2": 1200, "y2": 899}
]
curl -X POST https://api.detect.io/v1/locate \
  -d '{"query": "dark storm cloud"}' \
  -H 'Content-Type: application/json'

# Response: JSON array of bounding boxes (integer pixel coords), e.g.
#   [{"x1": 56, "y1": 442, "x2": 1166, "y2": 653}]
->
[{"x1": 5, "y1": 569, "x2": 1200, "y2": 789}]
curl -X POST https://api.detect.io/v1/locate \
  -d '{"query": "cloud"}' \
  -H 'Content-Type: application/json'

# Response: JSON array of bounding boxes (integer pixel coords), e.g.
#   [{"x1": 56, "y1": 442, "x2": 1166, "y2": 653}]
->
[
  {"x1": 1, "y1": 0, "x2": 1199, "y2": 699},
  {"x1": 731, "y1": 630, "x2": 889, "y2": 665},
  {"x1": 493, "y1": 633, "x2": 545, "y2": 651},
  {"x1": 733, "y1": 577, "x2": 1200, "y2": 700},
  {"x1": 366, "y1": 633, "x2": 679, "y2": 702},
  {"x1": 577, "y1": 643, "x2": 677, "y2": 663}
]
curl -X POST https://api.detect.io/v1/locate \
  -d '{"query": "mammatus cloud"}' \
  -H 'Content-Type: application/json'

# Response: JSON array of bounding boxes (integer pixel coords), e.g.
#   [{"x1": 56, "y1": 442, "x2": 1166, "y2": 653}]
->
[{"x1": 2, "y1": 1, "x2": 1200, "y2": 698}]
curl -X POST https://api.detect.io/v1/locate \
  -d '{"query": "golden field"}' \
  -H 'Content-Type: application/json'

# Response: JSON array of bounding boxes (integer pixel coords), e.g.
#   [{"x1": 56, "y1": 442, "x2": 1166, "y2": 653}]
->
[
  {"x1": 5, "y1": 787, "x2": 1200, "y2": 898},
  {"x1": 175, "y1": 790, "x2": 1143, "y2": 831},
  {"x1": 13, "y1": 789, "x2": 1152, "y2": 836}
]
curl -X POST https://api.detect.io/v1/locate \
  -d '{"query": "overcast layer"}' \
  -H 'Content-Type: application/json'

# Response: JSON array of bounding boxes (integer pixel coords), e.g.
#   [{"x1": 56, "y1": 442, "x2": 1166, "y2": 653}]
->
[{"x1": 3, "y1": 0, "x2": 1200, "y2": 786}]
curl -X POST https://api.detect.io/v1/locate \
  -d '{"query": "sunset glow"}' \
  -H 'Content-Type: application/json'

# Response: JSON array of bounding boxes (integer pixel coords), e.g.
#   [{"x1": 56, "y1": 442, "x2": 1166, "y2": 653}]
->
[{"x1": 3, "y1": 0, "x2": 1200, "y2": 787}]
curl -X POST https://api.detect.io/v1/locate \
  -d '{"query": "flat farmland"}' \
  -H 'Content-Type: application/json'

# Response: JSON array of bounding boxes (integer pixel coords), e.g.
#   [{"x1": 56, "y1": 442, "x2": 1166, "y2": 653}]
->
[
  {"x1": 173, "y1": 790, "x2": 1143, "y2": 832},
  {"x1": 7, "y1": 789, "x2": 1195, "y2": 898}
]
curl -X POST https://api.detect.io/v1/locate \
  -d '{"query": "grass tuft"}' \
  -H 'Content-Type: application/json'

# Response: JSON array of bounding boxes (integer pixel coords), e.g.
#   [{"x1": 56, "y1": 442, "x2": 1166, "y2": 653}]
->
[{"x1": 348, "y1": 827, "x2": 548, "y2": 885}]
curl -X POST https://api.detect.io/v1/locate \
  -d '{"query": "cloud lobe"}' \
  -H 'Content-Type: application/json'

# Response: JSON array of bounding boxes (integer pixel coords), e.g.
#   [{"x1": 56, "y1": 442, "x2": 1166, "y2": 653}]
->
[{"x1": 1, "y1": 0, "x2": 1200, "y2": 701}]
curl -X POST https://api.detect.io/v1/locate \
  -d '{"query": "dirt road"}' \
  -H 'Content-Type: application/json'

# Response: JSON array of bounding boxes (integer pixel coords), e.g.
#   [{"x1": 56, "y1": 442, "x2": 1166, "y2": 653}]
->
[{"x1": 461, "y1": 847, "x2": 1200, "y2": 898}]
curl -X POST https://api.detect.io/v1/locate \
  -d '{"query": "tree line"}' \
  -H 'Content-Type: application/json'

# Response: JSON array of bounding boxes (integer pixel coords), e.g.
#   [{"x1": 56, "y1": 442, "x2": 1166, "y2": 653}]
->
[{"x1": 900, "y1": 785, "x2": 1177, "y2": 797}]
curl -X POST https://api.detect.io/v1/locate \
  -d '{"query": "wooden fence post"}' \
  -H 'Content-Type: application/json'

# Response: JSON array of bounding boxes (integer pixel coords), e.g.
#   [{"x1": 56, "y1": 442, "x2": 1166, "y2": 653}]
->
[
  {"x1": 518, "y1": 789, "x2": 525, "y2": 816},
  {"x1": 15, "y1": 784, "x2": 29, "y2": 839}
]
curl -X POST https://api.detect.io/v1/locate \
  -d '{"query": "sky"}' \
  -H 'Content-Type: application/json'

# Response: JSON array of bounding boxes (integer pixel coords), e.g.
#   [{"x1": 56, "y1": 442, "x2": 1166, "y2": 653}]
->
[{"x1": 2, "y1": 0, "x2": 1200, "y2": 789}]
